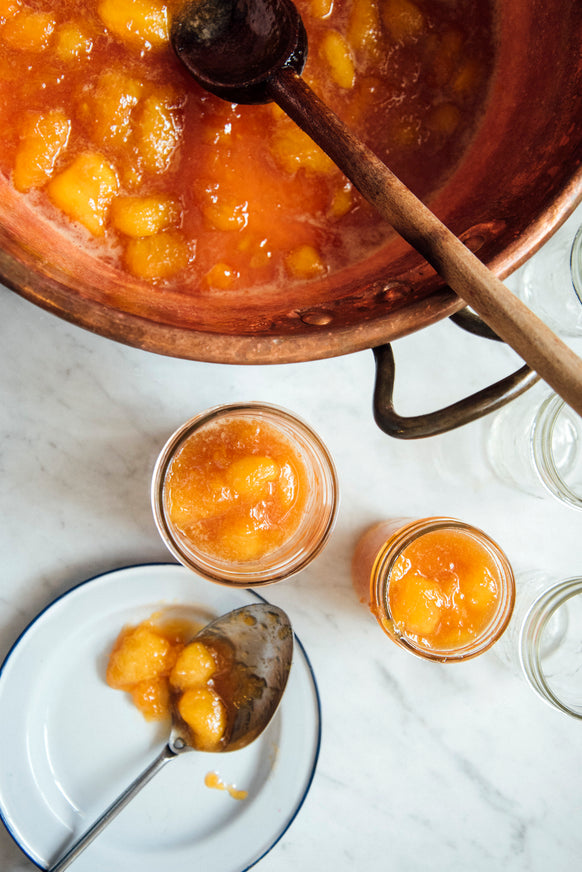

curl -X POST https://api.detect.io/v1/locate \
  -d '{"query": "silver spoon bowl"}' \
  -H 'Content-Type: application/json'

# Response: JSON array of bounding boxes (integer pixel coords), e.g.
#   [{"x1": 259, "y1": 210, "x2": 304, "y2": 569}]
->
[{"x1": 49, "y1": 602, "x2": 293, "y2": 871}]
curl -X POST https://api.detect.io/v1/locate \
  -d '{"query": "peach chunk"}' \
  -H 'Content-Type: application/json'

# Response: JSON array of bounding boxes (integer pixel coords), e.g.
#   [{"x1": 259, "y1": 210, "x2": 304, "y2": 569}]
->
[
  {"x1": 111, "y1": 194, "x2": 181, "y2": 237},
  {"x1": 1, "y1": 11, "x2": 55, "y2": 51},
  {"x1": 0, "y1": 0, "x2": 21, "y2": 22},
  {"x1": 130, "y1": 677, "x2": 171, "y2": 721},
  {"x1": 98, "y1": 0, "x2": 169, "y2": 49},
  {"x1": 204, "y1": 262, "x2": 239, "y2": 289},
  {"x1": 219, "y1": 515, "x2": 269, "y2": 562},
  {"x1": 106, "y1": 624, "x2": 176, "y2": 690},
  {"x1": 427, "y1": 102, "x2": 461, "y2": 136},
  {"x1": 134, "y1": 91, "x2": 182, "y2": 174},
  {"x1": 271, "y1": 121, "x2": 335, "y2": 175},
  {"x1": 202, "y1": 192, "x2": 249, "y2": 232},
  {"x1": 123, "y1": 229, "x2": 190, "y2": 279},
  {"x1": 426, "y1": 29, "x2": 463, "y2": 88},
  {"x1": 13, "y1": 110, "x2": 71, "y2": 192},
  {"x1": 348, "y1": 0, "x2": 382, "y2": 59},
  {"x1": 382, "y1": 0, "x2": 425, "y2": 43},
  {"x1": 286, "y1": 244, "x2": 326, "y2": 279},
  {"x1": 54, "y1": 22, "x2": 93, "y2": 60},
  {"x1": 435, "y1": 623, "x2": 478, "y2": 652},
  {"x1": 166, "y1": 468, "x2": 226, "y2": 526},
  {"x1": 276, "y1": 461, "x2": 298, "y2": 507},
  {"x1": 81, "y1": 69, "x2": 143, "y2": 151},
  {"x1": 329, "y1": 182, "x2": 353, "y2": 218},
  {"x1": 311, "y1": 0, "x2": 333, "y2": 18},
  {"x1": 390, "y1": 574, "x2": 444, "y2": 636},
  {"x1": 178, "y1": 686, "x2": 227, "y2": 751},
  {"x1": 47, "y1": 152, "x2": 118, "y2": 236},
  {"x1": 224, "y1": 456, "x2": 280, "y2": 497},
  {"x1": 170, "y1": 641, "x2": 217, "y2": 690},
  {"x1": 451, "y1": 58, "x2": 483, "y2": 97},
  {"x1": 320, "y1": 30, "x2": 355, "y2": 89},
  {"x1": 462, "y1": 567, "x2": 499, "y2": 612}
]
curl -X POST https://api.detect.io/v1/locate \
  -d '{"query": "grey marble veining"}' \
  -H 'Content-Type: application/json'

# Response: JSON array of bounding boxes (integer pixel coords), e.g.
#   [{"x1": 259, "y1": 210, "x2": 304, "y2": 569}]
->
[{"x1": 2, "y1": 206, "x2": 582, "y2": 871}]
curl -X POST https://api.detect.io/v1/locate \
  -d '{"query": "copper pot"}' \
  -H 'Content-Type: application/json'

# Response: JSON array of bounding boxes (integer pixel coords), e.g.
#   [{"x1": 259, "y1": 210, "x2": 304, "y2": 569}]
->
[{"x1": 1, "y1": 0, "x2": 580, "y2": 433}]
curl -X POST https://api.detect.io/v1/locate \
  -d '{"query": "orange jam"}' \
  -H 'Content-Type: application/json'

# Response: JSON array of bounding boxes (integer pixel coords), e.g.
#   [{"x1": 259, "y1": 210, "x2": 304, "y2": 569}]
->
[
  {"x1": 106, "y1": 613, "x2": 236, "y2": 751},
  {"x1": 204, "y1": 771, "x2": 248, "y2": 801},
  {"x1": 352, "y1": 518, "x2": 515, "y2": 660},
  {"x1": 387, "y1": 529, "x2": 501, "y2": 652},
  {"x1": 0, "y1": 0, "x2": 495, "y2": 289},
  {"x1": 164, "y1": 416, "x2": 309, "y2": 563}
]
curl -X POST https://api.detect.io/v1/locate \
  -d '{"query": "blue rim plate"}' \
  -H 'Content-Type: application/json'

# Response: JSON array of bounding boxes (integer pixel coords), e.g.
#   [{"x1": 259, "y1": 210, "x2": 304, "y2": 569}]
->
[{"x1": 0, "y1": 564, "x2": 321, "y2": 872}]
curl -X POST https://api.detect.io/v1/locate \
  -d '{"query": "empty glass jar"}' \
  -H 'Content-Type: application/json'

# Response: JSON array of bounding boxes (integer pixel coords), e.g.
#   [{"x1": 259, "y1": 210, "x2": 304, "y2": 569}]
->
[
  {"x1": 508, "y1": 214, "x2": 582, "y2": 336},
  {"x1": 486, "y1": 383, "x2": 582, "y2": 508},
  {"x1": 496, "y1": 572, "x2": 582, "y2": 719}
]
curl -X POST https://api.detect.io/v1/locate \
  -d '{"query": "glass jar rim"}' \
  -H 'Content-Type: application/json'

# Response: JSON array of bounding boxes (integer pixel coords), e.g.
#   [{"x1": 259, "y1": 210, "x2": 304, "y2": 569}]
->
[
  {"x1": 372, "y1": 517, "x2": 516, "y2": 662},
  {"x1": 151, "y1": 401, "x2": 339, "y2": 585},
  {"x1": 519, "y1": 576, "x2": 582, "y2": 719},
  {"x1": 531, "y1": 393, "x2": 582, "y2": 510},
  {"x1": 570, "y1": 223, "x2": 582, "y2": 304}
]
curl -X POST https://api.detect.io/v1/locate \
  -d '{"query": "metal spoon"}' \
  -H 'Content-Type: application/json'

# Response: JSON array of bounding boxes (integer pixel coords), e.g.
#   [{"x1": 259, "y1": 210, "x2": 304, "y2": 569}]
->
[
  {"x1": 48, "y1": 602, "x2": 293, "y2": 871},
  {"x1": 171, "y1": 0, "x2": 582, "y2": 417}
]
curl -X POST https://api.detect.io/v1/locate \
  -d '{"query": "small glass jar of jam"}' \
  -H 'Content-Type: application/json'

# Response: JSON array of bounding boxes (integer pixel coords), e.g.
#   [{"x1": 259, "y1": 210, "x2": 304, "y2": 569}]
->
[
  {"x1": 352, "y1": 517, "x2": 515, "y2": 662},
  {"x1": 152, "y1": 402, "x2": 338, "y2": 585}
]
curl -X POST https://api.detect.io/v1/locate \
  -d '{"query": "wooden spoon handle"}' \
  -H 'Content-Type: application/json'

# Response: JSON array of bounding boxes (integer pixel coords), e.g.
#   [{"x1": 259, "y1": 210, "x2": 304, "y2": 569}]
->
[{"x1": 269, "y1": 69, "x2": 582, "y2": 417}]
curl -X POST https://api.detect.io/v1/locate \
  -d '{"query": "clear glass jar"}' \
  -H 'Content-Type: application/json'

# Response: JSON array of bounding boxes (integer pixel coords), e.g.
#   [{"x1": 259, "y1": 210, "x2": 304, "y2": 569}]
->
[
  {"x1": 496, "y1": 573, "x2": 582, "y2": 719},
  {"x1": 486, "y1": 383, "x2": 582, "y2": 508},
  {"x1": 152, "y1": 402, "x2": 338, "y2": 586},
  {"x1": 509, "y1": 217, "x2": 582, "y2": 336},
  {"x1": 352, "y1": 517, "x2": 515, "y2": 662}
]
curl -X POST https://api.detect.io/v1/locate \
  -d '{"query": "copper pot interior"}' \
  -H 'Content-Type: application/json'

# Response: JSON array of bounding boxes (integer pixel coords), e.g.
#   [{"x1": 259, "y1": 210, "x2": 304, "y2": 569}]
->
[{"x1": 0, "y1": 0, "x2": 581, "y2": 364}]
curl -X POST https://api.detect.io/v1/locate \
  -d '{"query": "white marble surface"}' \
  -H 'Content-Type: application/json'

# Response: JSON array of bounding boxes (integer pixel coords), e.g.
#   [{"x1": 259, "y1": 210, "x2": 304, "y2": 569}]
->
[{"x1": 2, "y1": 206, "x2": 582, "y2": 872}]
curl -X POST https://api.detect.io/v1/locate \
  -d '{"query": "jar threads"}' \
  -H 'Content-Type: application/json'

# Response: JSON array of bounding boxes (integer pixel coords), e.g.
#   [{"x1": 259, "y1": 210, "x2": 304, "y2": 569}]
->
[
  {"x1": 487, "y1": 385, "x2": 582, "y2": 509},
  {"x1": 531, "y1": 393, "x2": 582, "y2": 509},
  {"x1": 518, "y1": 577, "x2": 582, "y2": 719}
]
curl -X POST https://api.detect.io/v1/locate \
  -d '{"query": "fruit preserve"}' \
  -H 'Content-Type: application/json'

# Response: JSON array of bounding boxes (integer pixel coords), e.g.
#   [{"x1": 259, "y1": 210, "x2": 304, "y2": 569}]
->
[
  {"x1": 0, "y1": 0, "x2": 495, "y2": 291},
  {"x1": 152, "y1": 403, "x2": 338, "y2": 585},
  {"x1": 107, "y1": 611, "x2": 245, "y2": 755},
  {"x1": 352, "y1": 517, "x2": 515, "y2": 661},
  {"x1": 165, "y1": 416, "x2": 309, "y2": 563}
]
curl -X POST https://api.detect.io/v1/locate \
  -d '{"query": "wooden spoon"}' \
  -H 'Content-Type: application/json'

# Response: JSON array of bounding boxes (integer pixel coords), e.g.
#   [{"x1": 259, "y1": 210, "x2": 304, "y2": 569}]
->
[{"x1": 171, "y1": 0, "x2": 582, "y2": 416}]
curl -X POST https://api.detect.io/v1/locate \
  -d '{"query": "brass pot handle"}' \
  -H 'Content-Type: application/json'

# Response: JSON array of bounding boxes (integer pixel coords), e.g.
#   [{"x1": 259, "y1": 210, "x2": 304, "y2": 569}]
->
[{"x1": 372, "y1": 308, "x2": 540, "y2": 439}]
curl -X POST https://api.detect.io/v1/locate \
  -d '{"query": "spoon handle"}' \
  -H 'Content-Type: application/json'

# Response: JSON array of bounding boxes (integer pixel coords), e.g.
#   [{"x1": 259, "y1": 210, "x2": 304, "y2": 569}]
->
[
  {"x1": 268, "y1": 69, "x2": 582, "y2": 417},
  {"x1": 48, "y1": 743, "x2": 176, "y2": 872}
]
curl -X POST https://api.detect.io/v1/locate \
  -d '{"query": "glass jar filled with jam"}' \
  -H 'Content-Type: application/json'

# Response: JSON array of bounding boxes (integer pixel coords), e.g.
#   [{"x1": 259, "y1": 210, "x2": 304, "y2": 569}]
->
[
  {"x1": 152, "y1": 403, "x2": 338, "y2": 585},
  {"x1": 352, "y1": 517, "x2": 515, "y2": 662}
]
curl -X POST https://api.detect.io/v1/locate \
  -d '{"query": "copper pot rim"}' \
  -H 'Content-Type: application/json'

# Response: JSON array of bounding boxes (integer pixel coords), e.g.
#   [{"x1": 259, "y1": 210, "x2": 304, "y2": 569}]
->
[{"x1": 5, "y1": 172, "x2": 580, "y2": 366}]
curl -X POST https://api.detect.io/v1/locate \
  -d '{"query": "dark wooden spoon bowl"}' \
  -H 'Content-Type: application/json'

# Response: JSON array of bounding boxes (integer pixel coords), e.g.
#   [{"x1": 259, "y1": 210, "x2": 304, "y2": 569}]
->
[{"x1": 172, "y1": 0, "x2": 307, "y2": 103}]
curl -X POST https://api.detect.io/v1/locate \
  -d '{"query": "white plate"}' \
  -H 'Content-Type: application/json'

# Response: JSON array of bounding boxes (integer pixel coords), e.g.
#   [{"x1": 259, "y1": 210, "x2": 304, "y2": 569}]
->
[{"x1": 0, "y1": 564, "x2": 321, "y2": 872}]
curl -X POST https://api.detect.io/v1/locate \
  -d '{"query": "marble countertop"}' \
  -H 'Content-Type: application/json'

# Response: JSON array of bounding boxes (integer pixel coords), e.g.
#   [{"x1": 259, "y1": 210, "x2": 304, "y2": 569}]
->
[{"x1": 1, "y1": 206, "x2": 582, "y2": 872}]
